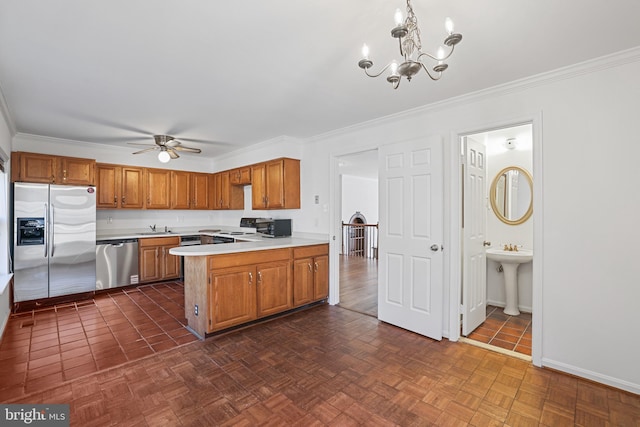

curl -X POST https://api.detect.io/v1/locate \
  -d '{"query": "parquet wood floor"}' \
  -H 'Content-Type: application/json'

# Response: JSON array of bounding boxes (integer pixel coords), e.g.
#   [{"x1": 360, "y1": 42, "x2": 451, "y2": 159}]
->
[
  {"x1": 338, "y1": 255, "x2": 377, "y2": 317},
  {"x1": 3, "y1": 302, "x2": 640, "y2": 425}
]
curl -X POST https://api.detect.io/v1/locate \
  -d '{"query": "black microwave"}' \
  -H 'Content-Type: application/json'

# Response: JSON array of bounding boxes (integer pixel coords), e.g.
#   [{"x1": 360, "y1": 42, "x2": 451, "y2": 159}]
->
[{"x1": 264, "y1": 219, "x2": 292, "y2": 238}]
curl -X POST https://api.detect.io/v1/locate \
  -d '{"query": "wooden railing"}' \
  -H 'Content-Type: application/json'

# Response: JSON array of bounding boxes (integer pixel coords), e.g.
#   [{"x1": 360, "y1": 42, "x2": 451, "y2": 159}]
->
[{"x1": 341, "y1": 222, "x2": 378, "y2": 259}]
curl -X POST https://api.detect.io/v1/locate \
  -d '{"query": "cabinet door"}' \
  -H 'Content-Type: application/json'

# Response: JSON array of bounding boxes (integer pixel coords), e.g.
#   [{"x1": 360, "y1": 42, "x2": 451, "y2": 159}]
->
[
  {"x1": 121, "y1": 167, "x2": 144, "y2": 209},
  {"x1": 170, "y1": 171, "x2": 191, "y2": 209},
  {"x1": 191, "y1": 172, "x2": 211, "y2": 209},
  {"x1": 251, "y1": 163, "x2": 266, "y2": 209},
  {"x1": 18, "y1": 152, "x2": 57, "y2": 183},
  {"x1": 96, "y1": 164, "x2": 120, "y2": 209},
  {"x1": 265, "y1": 159, "x2": 285, "y2": 209},
  {"x1": 162, "y1": 245, "x2": 181, "y2": 279},
  {"x1": 230, "y1": 167, "x2": 252, "y2": 185},
  {"x1": 256, "y1": 261, "x2": 291, "y2": 317},
  {"x1": 313, "y1": 255, "x2": 329, "y2": 300},
  {"x1": 139, "y1": 246, "x2": 160, "y2": 283},
  {"x1": 293, "y1": 258, "x2": 314, "y2": 307},
  {"x1": 146, "y1": 168, "x2": 171, "y2": 209},
  {"x1": 209, "y1": 266, "x2": 257, "y2": 331},
  {"x1": 59, "y1": 157, "x2": 95, "y2": 186}
]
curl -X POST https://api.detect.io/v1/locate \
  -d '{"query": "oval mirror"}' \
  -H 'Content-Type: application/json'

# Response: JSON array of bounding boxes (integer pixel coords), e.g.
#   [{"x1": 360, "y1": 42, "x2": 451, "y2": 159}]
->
[{"x1": 489, "y1": 166, "x2": 533, "y2": 225}]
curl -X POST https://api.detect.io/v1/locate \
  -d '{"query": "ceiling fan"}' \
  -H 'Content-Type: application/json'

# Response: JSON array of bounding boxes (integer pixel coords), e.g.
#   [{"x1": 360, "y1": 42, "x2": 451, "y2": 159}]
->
[{"x1": 129, "y1": 135, "x2": 202, "y2": 163}]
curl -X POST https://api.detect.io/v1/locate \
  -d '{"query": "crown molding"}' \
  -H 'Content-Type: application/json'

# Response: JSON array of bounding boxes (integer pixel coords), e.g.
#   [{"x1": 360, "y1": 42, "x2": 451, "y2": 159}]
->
[
  {"x1": 309, "y1": 46, "x2": 640, "y2": 142},
  {"x1": 0, "y1": 83, "x2": 16, "y2": 136}
]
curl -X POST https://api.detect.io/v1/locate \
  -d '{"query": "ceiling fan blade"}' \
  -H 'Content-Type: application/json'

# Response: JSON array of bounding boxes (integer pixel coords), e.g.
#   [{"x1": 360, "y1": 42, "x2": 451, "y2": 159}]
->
[
  {"x1": 168, "y1": 149, "x2": 180, "y2": 159},
  {"x1": 132, "y1": 147, "x2": 158, "y2": 154},
  {"x1": 173, "y1": 146, "x2": 201, "y2": 153},
  {"x1": 128, "y1": 142, "x2": 156, "y2": 147}
]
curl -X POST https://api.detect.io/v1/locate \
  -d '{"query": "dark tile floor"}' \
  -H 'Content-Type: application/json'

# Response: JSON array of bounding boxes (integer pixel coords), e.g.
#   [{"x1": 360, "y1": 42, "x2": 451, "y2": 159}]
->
[
  {"x1": 0, "y1": 281, "x2": 198, "y2": 400},
  {"x1": 466, "y1": 305, "x2": 532, "y2": 356}
]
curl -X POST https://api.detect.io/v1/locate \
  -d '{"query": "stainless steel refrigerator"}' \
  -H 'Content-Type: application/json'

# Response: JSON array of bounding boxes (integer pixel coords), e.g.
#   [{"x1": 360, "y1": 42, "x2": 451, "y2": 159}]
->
[{"x1": 13, "y1": 183, "x2": 97, "y2": 302}]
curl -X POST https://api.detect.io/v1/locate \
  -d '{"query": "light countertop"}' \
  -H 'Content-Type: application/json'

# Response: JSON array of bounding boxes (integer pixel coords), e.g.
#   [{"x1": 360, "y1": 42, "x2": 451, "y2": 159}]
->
[
  {"x1": 169, "y1": 237, "x2": 328, "y2": 257},
  {"x1": 96, "y1": 226, "x2": 257, "y2": 241}
]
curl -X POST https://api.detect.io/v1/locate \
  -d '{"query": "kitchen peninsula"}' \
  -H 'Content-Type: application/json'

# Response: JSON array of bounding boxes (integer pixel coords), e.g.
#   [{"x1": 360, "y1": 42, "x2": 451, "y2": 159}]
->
[{"x1": 170, "y1": 237, "x2": 329, "y2": 338}]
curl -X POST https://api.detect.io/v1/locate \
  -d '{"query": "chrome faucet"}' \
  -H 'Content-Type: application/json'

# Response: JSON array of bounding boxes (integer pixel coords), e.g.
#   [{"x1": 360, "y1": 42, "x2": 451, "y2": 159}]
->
[{"x1": 149, "y1": 224, "x2": 156, "y2": 232}]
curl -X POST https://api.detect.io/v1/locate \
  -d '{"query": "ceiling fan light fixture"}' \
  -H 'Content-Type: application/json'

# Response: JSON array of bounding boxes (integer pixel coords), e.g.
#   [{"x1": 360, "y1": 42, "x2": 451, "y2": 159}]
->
[{"x1": 158, "y1": 149, "x2": 171, "y2": 163}]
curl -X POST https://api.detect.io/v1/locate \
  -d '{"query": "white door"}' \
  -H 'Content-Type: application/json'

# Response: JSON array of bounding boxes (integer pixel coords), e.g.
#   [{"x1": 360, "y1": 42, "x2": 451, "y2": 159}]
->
[
  {"x1": 378, "y1": 137, "x2": 443, "y2": 339},
  {"x1": 462, "y1": 137, "x2": 488, "y2": 335}
]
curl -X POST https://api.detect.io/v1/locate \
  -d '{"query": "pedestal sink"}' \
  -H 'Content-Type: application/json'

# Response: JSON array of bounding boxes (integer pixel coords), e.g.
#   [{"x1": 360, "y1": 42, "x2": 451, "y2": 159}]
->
[{"x1": 486, "y1": 248, "x2": 533, "y2": 316}]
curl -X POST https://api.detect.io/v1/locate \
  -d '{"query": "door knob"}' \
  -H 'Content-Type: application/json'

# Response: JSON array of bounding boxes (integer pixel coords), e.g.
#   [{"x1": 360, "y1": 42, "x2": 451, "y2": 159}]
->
[{"x1": 430, "y1": 244, "x2": 439, "y2": 252}]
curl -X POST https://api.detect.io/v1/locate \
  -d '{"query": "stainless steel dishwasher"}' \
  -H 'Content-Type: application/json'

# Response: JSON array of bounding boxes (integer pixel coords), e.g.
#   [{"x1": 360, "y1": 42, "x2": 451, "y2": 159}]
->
[{"x1": 96, "y1": 239, "x2": 139, "y2": 290}]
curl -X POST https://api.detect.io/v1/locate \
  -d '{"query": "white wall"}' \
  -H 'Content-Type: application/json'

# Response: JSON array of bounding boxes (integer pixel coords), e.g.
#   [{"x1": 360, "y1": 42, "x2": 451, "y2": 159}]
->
[{"x1": 341, "y1": 175, "x2": 378, "y2": 224}]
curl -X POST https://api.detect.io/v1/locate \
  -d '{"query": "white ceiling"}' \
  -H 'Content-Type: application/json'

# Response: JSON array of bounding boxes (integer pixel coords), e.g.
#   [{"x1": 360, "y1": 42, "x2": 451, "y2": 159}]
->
[{"x1": 1, "y1": 1, "x2": 640, "y2": 160}]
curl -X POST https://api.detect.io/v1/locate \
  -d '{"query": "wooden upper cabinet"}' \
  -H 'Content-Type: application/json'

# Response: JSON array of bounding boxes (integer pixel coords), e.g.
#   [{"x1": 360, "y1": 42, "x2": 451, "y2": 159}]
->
[
  {"x1": 145, "y1": 168, "x2": 171, "y2": 209},
  {"x1": 96, "y1": 163, "x2": 144, "y2": 209},
  {"x1": 229, "y1": 166, "x2": 251, "y2": 185},
  {"x1": 191, "y1": 172, "x2": 212, "y2": 210},
  {"x1": 96, "y1": 164, "x2": 119, "y2": 208},
  {"x1": 121, "y1": 166, "x2": 145, "y2": 208},
  {"x1": 59, "y1": 157, "x2": 95, "y2": 185},
  {"x1": 12, "y1": 152, "x2": 95, "y2": 185},
  {"x1": 170, "y1": 170, "x2": 191, "y2": 209},
  {"x1": 251, "y1": 158, "x2": 300, "y2": 209},
  {"x1": 212, "y1": 171, "x2": 243, "y2": 210}
]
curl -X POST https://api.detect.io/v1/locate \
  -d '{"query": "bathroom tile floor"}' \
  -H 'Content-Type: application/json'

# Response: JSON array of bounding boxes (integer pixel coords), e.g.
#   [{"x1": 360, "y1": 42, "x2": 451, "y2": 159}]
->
[
  {"x1": 466, "y1": 305, "x2": 532, "y2": 356},
  {"x1": 0, "y1": 281, "x2": 198, "y2": 401}
]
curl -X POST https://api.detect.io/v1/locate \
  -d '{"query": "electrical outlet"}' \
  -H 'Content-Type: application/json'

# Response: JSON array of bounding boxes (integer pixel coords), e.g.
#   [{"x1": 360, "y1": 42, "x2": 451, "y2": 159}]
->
[
  {"x1": 314, "y1": 195, "x2": 319, "y2": 204},
  {"x1": 194, "y1": 304, "x2": 198, "y2": 316},
  {"x1": 107, "y1": 217, "x2": 112, "y2": 224}
]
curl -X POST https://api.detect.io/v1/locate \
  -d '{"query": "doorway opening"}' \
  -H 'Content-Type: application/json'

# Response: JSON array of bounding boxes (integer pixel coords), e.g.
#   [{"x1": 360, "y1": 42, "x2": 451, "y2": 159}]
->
[
  {"x1": 460, "y1": 123, "x2": 534, "y2": 358},
  {"x1": 336, "y1": 150, "x2": 379, "y2": 317}
]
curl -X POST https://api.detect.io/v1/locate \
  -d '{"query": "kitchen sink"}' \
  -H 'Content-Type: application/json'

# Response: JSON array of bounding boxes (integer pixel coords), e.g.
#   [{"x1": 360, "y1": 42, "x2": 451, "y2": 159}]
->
[{"x1": 137, "y1": 231, "x2": 174, "y2": 236}]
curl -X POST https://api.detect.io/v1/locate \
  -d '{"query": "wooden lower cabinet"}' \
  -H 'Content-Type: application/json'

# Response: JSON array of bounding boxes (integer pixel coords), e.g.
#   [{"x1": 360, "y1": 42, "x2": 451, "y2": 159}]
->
[
  {"x1": 138, "y1": 237, "x2": 181, "y2": 283},
  {"x1": 292, "y1": 244, "x2": 329, "y2": 306},
  {"x1": 208, "y1": 265, "x2": 256, "y2": 330},
  {"x1": 183, "y1": 244, "x2": 328, "y2": 337},
  {"x1": 256, "y1": 261, "x2": 292, "y2": 317}
]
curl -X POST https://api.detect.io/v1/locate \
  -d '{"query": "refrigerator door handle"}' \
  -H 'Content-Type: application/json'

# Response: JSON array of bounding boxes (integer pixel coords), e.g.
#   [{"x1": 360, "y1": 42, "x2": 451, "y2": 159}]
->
[
  {"x1": 50, "y1": 203, "x2": 55, "y2": 257},
  {"x1": 44, "y1": 202, "x2": 48, "y2": 258}
]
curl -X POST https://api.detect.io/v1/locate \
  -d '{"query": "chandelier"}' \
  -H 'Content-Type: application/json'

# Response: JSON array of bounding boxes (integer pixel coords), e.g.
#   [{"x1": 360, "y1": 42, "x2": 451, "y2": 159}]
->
[{"x1": 358, "y1": 0, "x2": 462, "y2": 89}]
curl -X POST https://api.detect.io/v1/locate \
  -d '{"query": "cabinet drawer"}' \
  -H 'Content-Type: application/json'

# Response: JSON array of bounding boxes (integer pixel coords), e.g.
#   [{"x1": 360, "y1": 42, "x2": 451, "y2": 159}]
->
[
  {"x1": 293, "y1": 244, "x2": 328, "y2": 259},
  {"x1": 209, "y1": 248, "x2": 290, "y2": 270},
  {"x1": 138, "y1": 236, "x2": 180, "y2": 247}
]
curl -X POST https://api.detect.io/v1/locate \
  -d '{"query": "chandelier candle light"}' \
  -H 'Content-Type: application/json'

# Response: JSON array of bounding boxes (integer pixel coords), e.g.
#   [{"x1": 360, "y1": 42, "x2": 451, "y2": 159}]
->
[{"x1": 358, "y1": 0, "x2": 462, "y2": 89}]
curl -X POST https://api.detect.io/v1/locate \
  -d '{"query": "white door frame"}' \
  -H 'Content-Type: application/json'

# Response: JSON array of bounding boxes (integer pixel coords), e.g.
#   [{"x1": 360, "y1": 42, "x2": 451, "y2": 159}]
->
[{"x1": 447, "y1": 112, "x2": 543, "y2": 367}]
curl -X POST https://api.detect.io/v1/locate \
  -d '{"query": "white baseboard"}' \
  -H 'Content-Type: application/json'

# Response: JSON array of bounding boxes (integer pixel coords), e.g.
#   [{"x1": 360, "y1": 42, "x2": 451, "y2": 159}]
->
[
  {"x1": 487, "y1": 299, "x2": 532, "y2": 314},
  {"x1": 542, "y1": 358, "x2": 640, "y2": 395}
]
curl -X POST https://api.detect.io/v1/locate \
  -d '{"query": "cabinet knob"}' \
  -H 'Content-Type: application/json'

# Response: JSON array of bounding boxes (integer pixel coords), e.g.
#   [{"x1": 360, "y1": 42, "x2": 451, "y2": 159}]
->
[
  {"x1": 113, "y1": 196, "x2": 117, "y2": 206},
  {"x1": 122, "y1": 196, "x2": 126, "y2": 204},
  {"x1": 308, "y1": 263, "x2": 312, "y2": 272},
  {"x1": 248, "y1": 272, "x2": 253, "y2": 285},
  {"x1": 314, "y1": 262, "x2": 318, "y2": 272}
]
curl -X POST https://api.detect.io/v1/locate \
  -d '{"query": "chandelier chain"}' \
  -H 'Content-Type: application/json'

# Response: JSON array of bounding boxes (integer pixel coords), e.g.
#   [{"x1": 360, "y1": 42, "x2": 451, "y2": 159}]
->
[{"x1": 402, "y1": 0, "x2": 422, "y2": 58}]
